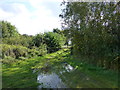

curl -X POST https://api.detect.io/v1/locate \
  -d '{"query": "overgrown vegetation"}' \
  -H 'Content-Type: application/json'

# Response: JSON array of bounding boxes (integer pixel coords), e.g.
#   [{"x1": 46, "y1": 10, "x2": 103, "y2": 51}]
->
[
  {"x1": 1, "y1": 1, "x2": 119, "y2": 88},
  {"x1": 60, "y1": 2, "x2": 119, "y2": 70},
  {"x1": 0, "y1": 21, "x2": 66, "y2": 61},
  {"x1": 44, "y1": 32, "x2": 66, "y2": 53}
]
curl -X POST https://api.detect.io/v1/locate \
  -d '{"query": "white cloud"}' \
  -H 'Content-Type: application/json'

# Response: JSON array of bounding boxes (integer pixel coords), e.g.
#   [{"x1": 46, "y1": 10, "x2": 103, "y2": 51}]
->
[
  {"x1": 0, "y1": 8, "x2": 14, "y2": 19},
  {"x1": 0, "y1": 0, "x2": 63, "y2": 35}
]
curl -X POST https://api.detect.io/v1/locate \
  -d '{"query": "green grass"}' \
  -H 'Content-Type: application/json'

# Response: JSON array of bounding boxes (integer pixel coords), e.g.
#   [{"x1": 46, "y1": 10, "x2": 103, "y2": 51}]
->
[
  {"x1": 2, "y1": 49, "x2": 69, "y2": 88},
  {"x1": 2, "y1": 58, "x2": 40, "y2": 88},
  {"x1": 60, "y1": 55, "x2": 118, "y2": 88},
  {"x1": 2, "y1": 48, "x2": 118, "y2": 88}
]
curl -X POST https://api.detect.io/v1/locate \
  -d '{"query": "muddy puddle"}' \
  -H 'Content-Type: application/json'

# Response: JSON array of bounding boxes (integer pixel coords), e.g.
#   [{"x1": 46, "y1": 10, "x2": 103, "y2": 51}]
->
[{"x1": 33, "y1": 62, "x2": 74, "y2": 88}]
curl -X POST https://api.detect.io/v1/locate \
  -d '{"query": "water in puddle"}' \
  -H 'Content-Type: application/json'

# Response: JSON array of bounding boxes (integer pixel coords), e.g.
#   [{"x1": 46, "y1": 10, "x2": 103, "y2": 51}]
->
[
  {"x1": 35, "y1": 62, "x2": 74, "y2": 88},
  {"x1": 37, "y1": 72, "x2": 66, "y2": 88}
]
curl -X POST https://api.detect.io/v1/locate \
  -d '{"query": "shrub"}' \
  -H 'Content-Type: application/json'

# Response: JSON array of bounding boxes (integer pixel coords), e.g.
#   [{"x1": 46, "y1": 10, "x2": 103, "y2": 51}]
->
[
  {"x1": 38, "y1": 44, "x2": 47, "y2": 56},
  {"x1": 18, "y1": 57, "x2": 27, "y2": 60},
  {"x1": 44, "y1": 32, "x2": 66, "y2": 53},
  {"x1": 1, "y1": 44, "x2": 28, "y2": 59},
  {"x1": 2, "y1": 56, "x2": 16, "y2": 65}
]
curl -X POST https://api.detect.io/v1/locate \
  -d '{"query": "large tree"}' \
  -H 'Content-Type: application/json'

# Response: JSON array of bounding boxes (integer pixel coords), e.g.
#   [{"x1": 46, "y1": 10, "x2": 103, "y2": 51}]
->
[{"x1": 60, "y1": 2, "x2": 119, "y2": 69}]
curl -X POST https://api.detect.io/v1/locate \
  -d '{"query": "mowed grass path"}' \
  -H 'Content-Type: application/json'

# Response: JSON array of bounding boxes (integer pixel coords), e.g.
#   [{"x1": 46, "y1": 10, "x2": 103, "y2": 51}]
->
[
  {"x1": 2, "y1": 49, "x2": 69, "y2": 88},
  {"x1": 2, "y1": 48, "x2": 118, "y2": 88}
]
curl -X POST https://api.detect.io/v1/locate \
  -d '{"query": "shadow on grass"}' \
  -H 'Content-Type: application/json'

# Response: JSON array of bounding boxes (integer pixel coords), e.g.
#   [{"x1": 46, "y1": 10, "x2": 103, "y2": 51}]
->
[{"x1": 2, "y1": 48, "x2": 119, "y2": 88}]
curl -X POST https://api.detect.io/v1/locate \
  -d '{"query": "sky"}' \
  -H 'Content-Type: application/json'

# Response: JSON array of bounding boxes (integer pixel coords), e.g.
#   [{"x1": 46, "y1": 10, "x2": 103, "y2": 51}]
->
[{"x1": 0, "y1": 0, "x2": 65, "y2": 35}]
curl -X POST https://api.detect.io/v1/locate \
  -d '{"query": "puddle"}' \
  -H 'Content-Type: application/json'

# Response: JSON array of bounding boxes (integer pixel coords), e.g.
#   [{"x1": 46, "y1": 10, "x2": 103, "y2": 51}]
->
[
  {"x1": 34, "y1": 62, "x2": 74, "y2": 88},
  {"x1": 37, "y1": 73, "x2": 66, "y2": 88}
]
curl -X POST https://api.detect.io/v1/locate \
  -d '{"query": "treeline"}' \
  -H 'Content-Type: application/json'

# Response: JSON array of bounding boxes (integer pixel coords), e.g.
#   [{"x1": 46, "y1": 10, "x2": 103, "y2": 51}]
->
[
  {"x1": 60, "y1": 2, "x2": 119, "y2": 70},
  {"x1": 0, "y1": 21, "x2": 66, "y2": 61}
]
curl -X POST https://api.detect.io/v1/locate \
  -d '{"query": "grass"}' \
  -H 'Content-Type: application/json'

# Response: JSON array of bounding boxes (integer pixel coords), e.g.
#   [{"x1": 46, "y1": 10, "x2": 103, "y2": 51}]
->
[
  {"x1": 2, "y1": 49, "x2": 69, "y2": 88},
  {"x1": 2, "y1": 48, "x2": 119, "y2": 88},
  {"x1": 2, "y1": 58, "x2": 40, "y2": 88},
  {"x1": 60, "y1": 56, "x2": 118, "y2": 88}
]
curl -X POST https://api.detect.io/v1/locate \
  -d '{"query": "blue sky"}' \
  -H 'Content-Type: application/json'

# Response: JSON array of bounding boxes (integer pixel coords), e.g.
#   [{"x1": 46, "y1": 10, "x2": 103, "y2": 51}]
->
[{"x1": 0, "y1": 0, "x2": 65, "y2": 35}]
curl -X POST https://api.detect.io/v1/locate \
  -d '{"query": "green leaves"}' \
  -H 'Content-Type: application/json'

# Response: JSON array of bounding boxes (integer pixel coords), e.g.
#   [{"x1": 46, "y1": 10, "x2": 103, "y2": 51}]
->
[
  {"x1": 32, "y1": 32, "x2": 66, "y2": 53},
  {"x1": 1, "y1": 44, "x2": 28, "y2": 59},
  {"x1": 60, "y1": 2, "x2": 119, "y2": 70},
  {"x1": 33, "y1": 34, "x2": 44, "y2": 47},
  {"x1": 44, "y1": 32, "x2": 66, "y2": 53},
  {"x1": 1, "y1": 44, "x2": 47, "y2": 60},
  {"x1": 0, "y1": 21, "x2": 19, "y2": 38}
]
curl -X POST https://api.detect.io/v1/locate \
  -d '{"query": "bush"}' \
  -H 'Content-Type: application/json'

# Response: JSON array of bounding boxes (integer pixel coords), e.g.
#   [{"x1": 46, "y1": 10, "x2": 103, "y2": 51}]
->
[
  {"x1": 18, "y1": 57, "x2": 27, "y2": 60},
  {"x1": 38, "y1": 44, "x2": 47, "y2": 56},
  {"x1": 4, "y1": 56, "x2": 14, "y2": 60},
  {"x1": 44, "y1": 32, "x2": 66, "y2": 53},
  {"x1": 29, "y1": 44, "x2": 47, "y2": 57},
  {"x1": 2, "y1": 56, "x2": 16, "y2": 65},
  {"x1": 1, "y1": 44, "x2": 28, "y2": 59},
  {"x1": 3, "y1": 35, "x2": 33, "y2": 48},
  {"x1": 1, "y1": 44, "x2": 48, "y2": 60}
]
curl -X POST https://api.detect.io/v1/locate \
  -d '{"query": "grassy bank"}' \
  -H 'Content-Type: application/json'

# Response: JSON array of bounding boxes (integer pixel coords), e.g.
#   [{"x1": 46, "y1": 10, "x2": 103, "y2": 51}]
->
[
  {"x1": 2, "y1": 48, "x2": 118, "y2": 88},
  {"x1": 61, "y1": 56, "x2": 118, "y2": 88}
]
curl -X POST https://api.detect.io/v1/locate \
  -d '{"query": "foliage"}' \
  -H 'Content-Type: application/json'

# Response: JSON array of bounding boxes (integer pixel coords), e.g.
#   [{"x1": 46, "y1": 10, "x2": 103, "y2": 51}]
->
[
  {"x1": 60, "y1": 2, "x2": 119, "y2": 70},
  {"x1": 53, "y1": 28, "x2": 62, "y2": 34},
  {"x1": 32, "y1": 32, "x2": 66, "y2": 53},
  {"x1": 38, "y1": 43, "x2": 47, "y2": 56},
  {"x1": 0, "y1": 21, "x2": 20, "y2": 38},
  {"x1": 2, "y1": 56, "x2": 16, "y2": 65},
  {"x1": 62, "y1": 28, "x2": 71, "y2": 46},
  {"x1": 32, "y1": 33, "x2": 44, "y2": 47},
  {"x1": 3, "y1": 34, "x2": 33, "y2": 48},
  {"x1": 44, "y1": 32, "x2": 66, "y2": 53},
  {"x1": 1, "y1": 20, "x2": 66, "y2": 58},
  {"x1": 1, "y1": 44, "x2": 28, "y2": 59},
  {"x1": 1, "y1": 44, "x2": 47, "y2": 60},
  {"x1": 29, "y1": 44, "x2": 47, "y2": 57}
]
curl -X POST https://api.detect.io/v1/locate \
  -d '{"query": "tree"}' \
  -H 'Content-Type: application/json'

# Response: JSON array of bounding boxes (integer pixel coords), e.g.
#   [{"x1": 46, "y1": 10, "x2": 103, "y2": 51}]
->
[
  {"x1": 32, "y1": 33, "x2": 44, "y2": 47},
  {"x1": 44, "y1": 32, "x2": 66, "y2": 53},
  {"x1": 2, "y1": 33, "x2": 33, "y2": 48},
  {"x1": 53, "y1": 28, "x2": 62, "y2": 34},
  {"x1": 0, "y1": 21, "x2": 20, "y2": 38},
  {"x1": 60, "y1": 2, "x2": 119, "y2": 70}
]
